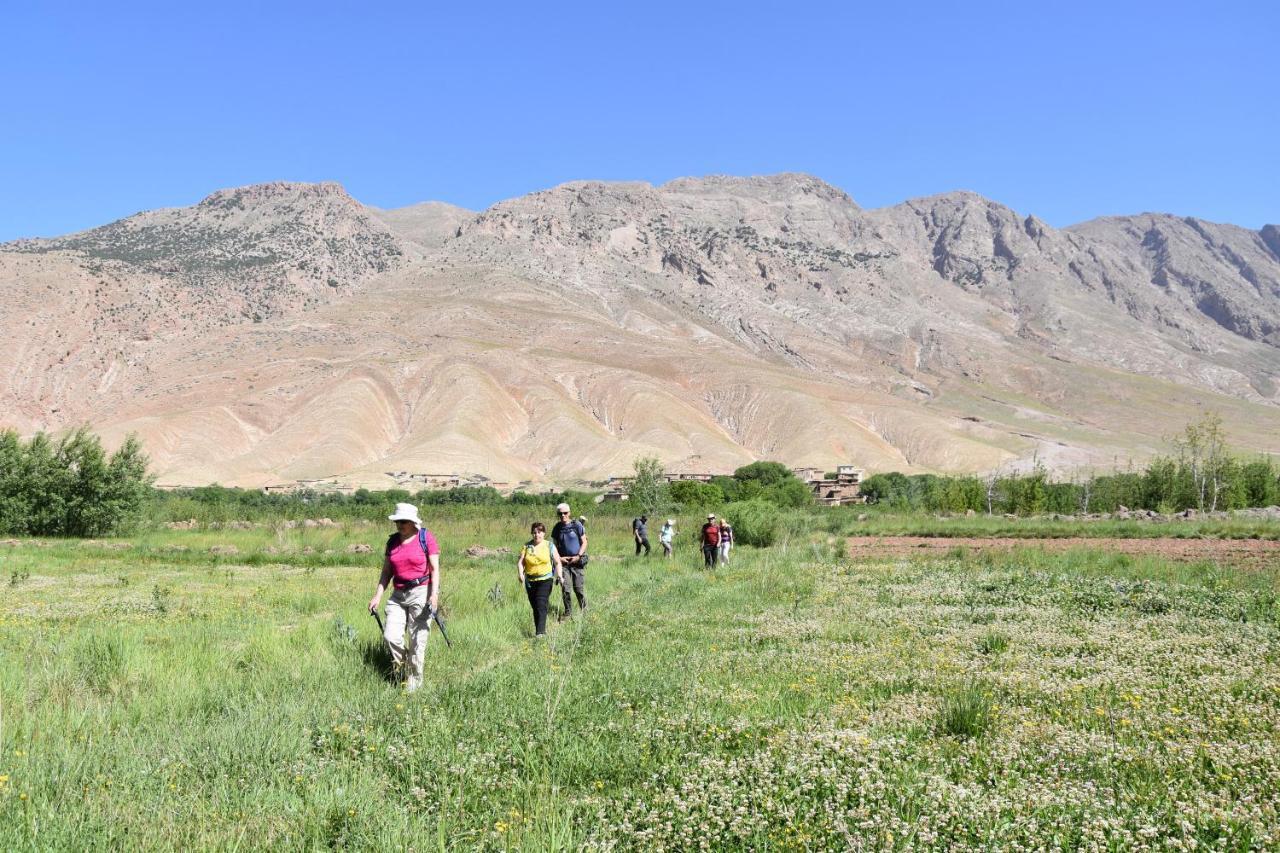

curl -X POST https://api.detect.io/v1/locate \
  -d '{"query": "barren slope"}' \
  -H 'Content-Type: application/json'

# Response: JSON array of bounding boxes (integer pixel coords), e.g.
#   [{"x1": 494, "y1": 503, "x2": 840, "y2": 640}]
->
[{"x1": 1, "y1": 175, "x2": 1277, "y2": 487}]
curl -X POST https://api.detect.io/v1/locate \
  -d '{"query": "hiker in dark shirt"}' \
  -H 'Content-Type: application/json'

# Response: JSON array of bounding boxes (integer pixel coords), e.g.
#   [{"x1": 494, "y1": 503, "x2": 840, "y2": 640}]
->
[
  {"x1": 632, "y1": 514, "x2": 651, "y2": 556},
  {"x1": 551, "y1": 502, "x2": 588, "y2": 619}
]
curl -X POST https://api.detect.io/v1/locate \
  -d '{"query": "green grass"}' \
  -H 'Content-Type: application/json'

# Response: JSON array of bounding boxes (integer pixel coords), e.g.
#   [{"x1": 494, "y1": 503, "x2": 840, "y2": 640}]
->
[{"x1": 1, "y1": 513, "x2": 1279, "y2": 849}]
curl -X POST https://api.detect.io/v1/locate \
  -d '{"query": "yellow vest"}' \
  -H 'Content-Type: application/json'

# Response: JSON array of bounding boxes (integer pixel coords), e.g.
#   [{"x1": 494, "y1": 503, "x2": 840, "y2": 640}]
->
[{"x1": 520, "y1": 540, "x2": 555, "y2": 580}]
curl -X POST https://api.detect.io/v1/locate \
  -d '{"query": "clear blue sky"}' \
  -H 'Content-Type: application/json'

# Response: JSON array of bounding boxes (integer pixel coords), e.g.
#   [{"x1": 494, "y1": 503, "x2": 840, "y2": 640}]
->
[{"x1": 2, "y1": 1, "x2": 1276, "y2": 241}]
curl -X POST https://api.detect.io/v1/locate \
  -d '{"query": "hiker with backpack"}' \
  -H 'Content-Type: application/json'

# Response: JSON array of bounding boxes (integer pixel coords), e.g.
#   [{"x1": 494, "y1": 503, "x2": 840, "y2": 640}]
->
[
  {"x1": 368, "y1": 502, "x2": 441, "y2": 693},
  {"x1": 551, "y1": 502, "x2": 588, "y2": 619},
  {"x1": 700, "y1": 513, "x2": 721, "y2": 568},
  {"x1": 517, "y1": 521, "x2": 563, "y2": 638},
  {"x1": 632, "y1": 514, "x2": 651, "y2": 556},
  {"x1": 718, "y1": 518, "x2": 734, "y2": 566}
]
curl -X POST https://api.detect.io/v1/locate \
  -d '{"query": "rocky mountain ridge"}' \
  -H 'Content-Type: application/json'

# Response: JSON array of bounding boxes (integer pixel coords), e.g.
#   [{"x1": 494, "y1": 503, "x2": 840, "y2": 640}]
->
[{"x1": 1, "y1": 174, "x2": 1276, "y2": 486}]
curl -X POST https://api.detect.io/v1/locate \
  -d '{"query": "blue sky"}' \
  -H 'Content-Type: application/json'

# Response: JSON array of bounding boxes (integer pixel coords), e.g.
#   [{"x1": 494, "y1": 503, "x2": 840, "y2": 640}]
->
[{"x1": 2, "y1": 1, "x2": 1276, "y2": 241}]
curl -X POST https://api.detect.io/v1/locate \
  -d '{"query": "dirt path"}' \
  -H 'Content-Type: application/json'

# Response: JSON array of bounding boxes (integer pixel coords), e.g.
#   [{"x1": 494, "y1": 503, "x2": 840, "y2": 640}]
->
[{"x1": 847, "y1": 536, "x2": 1280, "y2": 568}]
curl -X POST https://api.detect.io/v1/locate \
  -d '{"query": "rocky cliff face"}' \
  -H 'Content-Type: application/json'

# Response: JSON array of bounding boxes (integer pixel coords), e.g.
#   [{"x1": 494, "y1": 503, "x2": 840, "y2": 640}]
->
[
  {"x1": 9, "y1": 182, "x2": 411, "y2": 330},
  {"x1": 1069, "y1": 214, "x2": 1280, "y2": 347},
  {"x1": 1, "y1": 175, "x2": 1276, "y2": 486},
  {"x1": 449, "y1": 176, "x2": 1280, "y2": 402}
]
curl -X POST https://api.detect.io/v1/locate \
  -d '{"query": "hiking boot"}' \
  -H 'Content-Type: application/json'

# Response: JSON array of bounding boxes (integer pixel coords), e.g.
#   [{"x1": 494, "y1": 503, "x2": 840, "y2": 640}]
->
[{"x1": 557, "y1": 611, "x2": 567, "y2": 623}]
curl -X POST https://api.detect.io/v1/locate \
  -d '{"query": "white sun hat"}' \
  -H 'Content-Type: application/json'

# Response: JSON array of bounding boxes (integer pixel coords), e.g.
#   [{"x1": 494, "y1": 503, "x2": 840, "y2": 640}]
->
[{"x1": 388, "y1": 502, "x2": 423, "y2": 525}]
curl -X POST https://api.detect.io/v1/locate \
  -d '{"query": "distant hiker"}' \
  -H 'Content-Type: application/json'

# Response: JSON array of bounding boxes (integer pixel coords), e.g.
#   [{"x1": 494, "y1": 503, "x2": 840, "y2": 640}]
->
[
  {"x1": 577, "y1": 515, "x2": 588, "y2": 529},
  {"x1": 517, "y1": 521, "x2": 562, "y2": 638},
  {"x1": 659, "y1": 518, "x2": 675, "y2": 558},
  {"x1": 700, "y1": 513, "x2": 721, "y2": 568},
  {"x1": 632, "y1": 514, "x2": 651, "y2": 556},
  {"x1": 368, "y1": 503, "x2": 441, "y2": 693},
  {"x1": 718, "y1": 518, "x2": 734, "y2": 566},
  {"x1": 551, "y1": 502, "x2": 588, "y2": 619}
]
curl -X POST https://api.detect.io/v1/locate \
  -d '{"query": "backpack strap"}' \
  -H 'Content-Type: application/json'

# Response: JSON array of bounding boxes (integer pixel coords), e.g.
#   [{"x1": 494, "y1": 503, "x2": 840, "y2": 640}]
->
[{"x1": 418, "y1": 528, "x2": 435, "y2": 580}]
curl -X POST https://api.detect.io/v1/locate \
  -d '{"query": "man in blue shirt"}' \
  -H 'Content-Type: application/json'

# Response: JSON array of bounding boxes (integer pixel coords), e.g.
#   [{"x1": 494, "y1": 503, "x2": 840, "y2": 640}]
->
[{"x1": 551, "y1": 502, "x2": 588, "y2": 620}]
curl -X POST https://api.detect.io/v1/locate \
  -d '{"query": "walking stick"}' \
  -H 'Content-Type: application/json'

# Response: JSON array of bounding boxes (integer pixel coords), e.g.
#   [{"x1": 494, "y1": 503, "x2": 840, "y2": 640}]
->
[{"x1": 431, "y1": 607, "x2": 453, "y2": 648}]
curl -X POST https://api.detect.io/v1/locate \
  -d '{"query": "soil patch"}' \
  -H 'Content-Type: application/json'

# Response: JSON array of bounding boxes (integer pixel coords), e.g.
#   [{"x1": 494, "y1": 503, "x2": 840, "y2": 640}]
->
[{"x1": 848, "y1": 536, "x2": 1280, "y2": 569}]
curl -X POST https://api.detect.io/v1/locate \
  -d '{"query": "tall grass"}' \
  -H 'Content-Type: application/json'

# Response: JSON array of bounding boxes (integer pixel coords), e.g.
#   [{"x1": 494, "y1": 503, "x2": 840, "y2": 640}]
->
[{"x1": 1, "y1": 513, "x2": 1279, "y2": 848}]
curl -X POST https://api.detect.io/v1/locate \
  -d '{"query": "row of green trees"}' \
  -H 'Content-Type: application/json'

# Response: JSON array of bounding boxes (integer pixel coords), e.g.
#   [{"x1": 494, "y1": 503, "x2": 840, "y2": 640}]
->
[
  {"x1": 631, "y1": 459, "x2": 814, "y2": 513},
  {"x1": 0, "y1": 428, "x2": 152, "y2": 536},
  {"x1": 861, "y1": 417, "x2": 1279, "y2": 515},
  {"x1": 156, "y1": 483, "x2": 603, "y2": 520},
  {"x1": 626, "y1": 459, "x2": 812, "y2": 546}
]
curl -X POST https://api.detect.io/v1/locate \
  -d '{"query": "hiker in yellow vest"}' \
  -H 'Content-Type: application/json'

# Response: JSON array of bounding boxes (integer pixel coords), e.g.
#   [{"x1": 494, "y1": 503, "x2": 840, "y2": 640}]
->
[{"x1": 517, "y1": 521, "x2": 563, "y2": 637}]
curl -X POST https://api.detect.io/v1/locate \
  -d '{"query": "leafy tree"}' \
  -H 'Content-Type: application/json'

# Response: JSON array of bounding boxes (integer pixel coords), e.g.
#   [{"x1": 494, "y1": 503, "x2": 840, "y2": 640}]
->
[
  {"x1": 0, "y1": 428, "x2": 152, "y2": 536},
  {"x1": 762, "y1": 478, "x2": 814, "y2": 508},
  {"x1": 860, "y1": 472, "x2": 910, "y2": 507},
  {"x1": 668, "y1": 480, "x2": 724, "y2": 508},
  {"x1": 709, "y1": 475, "x2": 740, "y2": 502},
  {"x1": 1172, "y1": 412, "x2": 1230, "y2": 511},
  {"x1": 731, "y1": 461, "x2": 794, "y2": 488},
  {"x1": 1240, "y1": 458, "x2": 1280, "y2": 507},
  {"x1": 629, "y1": 456, "x2": 667, "y2": 515},
  {"x1": 730, "y1": 461, "x2": 812, "y2": 508}
]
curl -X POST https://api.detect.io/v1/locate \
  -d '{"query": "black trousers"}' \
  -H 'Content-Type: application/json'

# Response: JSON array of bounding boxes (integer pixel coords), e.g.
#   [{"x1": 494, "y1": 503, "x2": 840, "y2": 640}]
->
[
  {"x1": 703, "y1": 543, "x2": 718, "y2": 567},
  {"x1": 635, "y1": 535, "x2": 650, "y2": 556},
  {"x1": 525, "y1": 577, "x2": 553, "y2": 635}
]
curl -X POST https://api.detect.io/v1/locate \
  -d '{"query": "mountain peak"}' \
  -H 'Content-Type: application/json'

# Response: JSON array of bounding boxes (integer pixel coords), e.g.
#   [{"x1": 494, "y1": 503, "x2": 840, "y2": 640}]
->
[
  {"x1": 197, "y1": 181, "x2": 356, "y2": 211},
  {"x1": 661, "y1": 173, "x2": 858, "y2": 207}
]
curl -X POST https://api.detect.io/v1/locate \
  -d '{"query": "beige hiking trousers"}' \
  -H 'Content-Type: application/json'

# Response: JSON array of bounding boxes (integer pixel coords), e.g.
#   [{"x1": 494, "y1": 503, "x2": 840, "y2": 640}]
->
[{"x1": 383, "y1": 585, "x2": 431, "y2": 691}]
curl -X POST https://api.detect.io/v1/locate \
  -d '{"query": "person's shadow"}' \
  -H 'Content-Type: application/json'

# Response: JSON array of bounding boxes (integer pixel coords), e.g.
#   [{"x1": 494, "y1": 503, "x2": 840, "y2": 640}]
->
[{"x1": 361, "y1": 635, "x2": 395, "y2": 682}]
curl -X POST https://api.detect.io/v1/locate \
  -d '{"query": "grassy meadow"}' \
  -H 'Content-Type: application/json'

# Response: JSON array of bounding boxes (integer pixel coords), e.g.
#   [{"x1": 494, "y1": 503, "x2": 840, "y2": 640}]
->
[{"x1": 2, "y1": 512, "x2": 1279, "y2": 849}]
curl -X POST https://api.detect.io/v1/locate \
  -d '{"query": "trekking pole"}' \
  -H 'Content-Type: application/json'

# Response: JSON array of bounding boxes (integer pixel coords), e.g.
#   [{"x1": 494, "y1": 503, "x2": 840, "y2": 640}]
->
[
  {"x1": 369, "y1": 606, "x2": 384, "y2": 635},
  {"x1": 431, "y1": 607, "x2": 453, "y2": 648}
]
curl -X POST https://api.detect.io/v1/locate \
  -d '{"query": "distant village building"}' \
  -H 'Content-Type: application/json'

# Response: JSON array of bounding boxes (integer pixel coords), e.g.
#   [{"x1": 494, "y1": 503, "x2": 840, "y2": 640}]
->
[
  {"x1": 259, "y1": 471, "x2": 513, "y2": 496},
  {"x1": 263, "y1": 479, "x2": 354, "y2": 496},
  {"x1": 663, "y1": 472, "x2": 715, "y2": 483},
  {"x1": 387, "y1": 472, "x2": 464, "y2": 490},
  {"x1": 600, "y1": 464, "x2": 865, "y2": 506},
  {"x1": 794, "y1": 465, "x2": 865, "y2": 506}
]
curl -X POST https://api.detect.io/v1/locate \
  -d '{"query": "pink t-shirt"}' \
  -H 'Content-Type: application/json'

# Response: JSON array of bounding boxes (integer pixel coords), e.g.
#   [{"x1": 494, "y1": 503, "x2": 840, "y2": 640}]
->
[{"x1": 386, "y1": 530, "x2": 440, "y2": 589}]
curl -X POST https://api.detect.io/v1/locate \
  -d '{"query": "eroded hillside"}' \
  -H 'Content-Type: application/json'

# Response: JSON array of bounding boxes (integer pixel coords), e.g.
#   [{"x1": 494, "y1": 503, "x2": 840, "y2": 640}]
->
[{"x1": 1, "y1": 175, "x2": 1276, "y2": 486}]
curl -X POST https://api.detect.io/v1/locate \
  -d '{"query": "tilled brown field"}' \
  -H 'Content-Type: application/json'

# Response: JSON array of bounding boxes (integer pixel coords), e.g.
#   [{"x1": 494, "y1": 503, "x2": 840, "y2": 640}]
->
[{"x1": 848, "y1": 535, "x2": 1280, "y2": 568}]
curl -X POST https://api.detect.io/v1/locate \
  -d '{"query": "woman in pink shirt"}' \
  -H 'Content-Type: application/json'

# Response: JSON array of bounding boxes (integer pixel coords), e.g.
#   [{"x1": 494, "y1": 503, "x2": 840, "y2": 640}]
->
[{"x1": 368, "y1": 502, "x2": 441, "y2": 693}]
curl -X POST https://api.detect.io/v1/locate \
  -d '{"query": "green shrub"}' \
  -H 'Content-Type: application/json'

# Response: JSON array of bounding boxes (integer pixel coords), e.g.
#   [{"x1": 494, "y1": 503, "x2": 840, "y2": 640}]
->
[
  {"x1": 723, "y1": 500, "x2": 781, "y2": 547},
  {"x1": 668, "y1": 480, "x2": 724, "y2": 508}
]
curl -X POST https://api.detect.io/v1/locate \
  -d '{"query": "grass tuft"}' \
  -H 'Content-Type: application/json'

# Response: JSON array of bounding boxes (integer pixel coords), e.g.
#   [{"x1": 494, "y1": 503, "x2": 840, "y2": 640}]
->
[
  {"x1": 937, "y1": 682, "x2": 995, "y2": 739},
  {"x1": 976, "y1": 631, "x2": 1008, "y2": 655}
]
